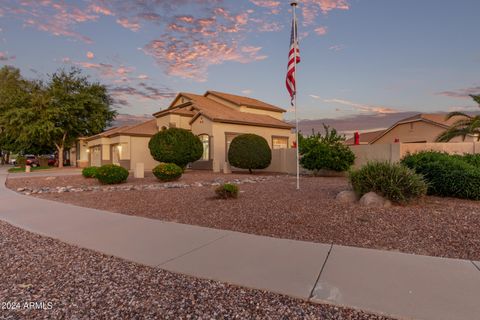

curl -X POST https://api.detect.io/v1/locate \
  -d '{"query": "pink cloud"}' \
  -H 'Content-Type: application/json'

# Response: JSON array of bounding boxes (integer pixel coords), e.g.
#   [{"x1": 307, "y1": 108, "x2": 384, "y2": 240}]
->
[
  {"x1": 88, "y1": 4, "x2": 113, "y2": 16},
  {"x1": 116, "y1": 17, "x2": 141, "y2": 32},
  {"x1": 86, "y1": 51, "x2": 94, "y2": 59},
  {"x1": 144, "y1": 37, "x2": 267, "y2": 81},
  {"x1": 302, "y1": 0, "x2": 350, "y2": 25},
  {"x1": 324, "y1": 98, "x2": 399, "y2": 114},
  {"x1": 314, "y1": 26, "x2": 328, "y2": 36}
]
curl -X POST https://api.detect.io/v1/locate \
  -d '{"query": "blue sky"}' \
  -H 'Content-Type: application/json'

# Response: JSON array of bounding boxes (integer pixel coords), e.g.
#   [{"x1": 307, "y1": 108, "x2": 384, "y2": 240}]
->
[{"x1": 0, "y1": 0, "x2": 479, "y2": 121}]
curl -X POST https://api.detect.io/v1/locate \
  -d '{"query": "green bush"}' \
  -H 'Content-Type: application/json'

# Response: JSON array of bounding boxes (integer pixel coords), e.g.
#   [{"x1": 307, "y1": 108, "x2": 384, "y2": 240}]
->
[
  {"x1": 400, "y1": 151, "x2": 451, "y2": 171},
  {"x1": 228, "y1": 134, "x2": 271, "y2": 173},
  {"x1": 152, "y1": 163, "x2": 183, "y2": 182},
  {"x1": 82, "y1": 166, "x2": 99, "y2": 178},
  {"x1": 16, "y1": 155, "x2": 26, "y2": 168},
  {"x1": 299, "y1": 125, "x2": 355, "y2": 172},
  {"x1": 96, "y1": 164, "x2": 129, "y2": 184},
  {"x1": 402, "y1": 151, "x2": 480, "y2": 200},
  {"x1": 459, "y1": 153, "x2": 480, "y2": 168},
  {"x1": 349, "y1": 162, "x2": 427, "y2": 204},
  {"x1": 215, "y1": 183, "x2": 239, "y2": 199},
  {"x1": 149, "y1": 128, "x2": 203, "y2": 169}
]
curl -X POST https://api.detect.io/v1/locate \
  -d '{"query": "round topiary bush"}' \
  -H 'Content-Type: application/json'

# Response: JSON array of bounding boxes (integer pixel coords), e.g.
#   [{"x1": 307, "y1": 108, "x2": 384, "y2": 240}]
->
[
  {"x1": 228, "y1": 134, "x2": 271, "y2": 173},
  {"x1": 82, "y1": 166, "x2": 98, "y2": 178},
  {"x1": 152, "y1": 163, "x2": 183, "y2": 182},
  {"x1": 96, "y1": 164, "x2": 129, "y2": 184},
  {"x1": 149, "y1": 128, "x2": 203, "y2": 169},
  {"x1": 349, "y1": 161, "x2": 428, "y2": 204}
]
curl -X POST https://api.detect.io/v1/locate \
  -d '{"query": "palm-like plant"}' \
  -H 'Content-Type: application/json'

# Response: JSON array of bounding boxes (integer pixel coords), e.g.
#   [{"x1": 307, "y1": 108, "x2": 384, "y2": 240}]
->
[{"x1": 436, "y1": 95, "x2": 480, "y2": 142}]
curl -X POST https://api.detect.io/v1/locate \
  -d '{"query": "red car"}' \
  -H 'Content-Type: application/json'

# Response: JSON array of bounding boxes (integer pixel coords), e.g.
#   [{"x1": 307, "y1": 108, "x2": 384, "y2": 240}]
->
[{"x1": 25, "y1": 155, "x2": 39, "y2": 167}]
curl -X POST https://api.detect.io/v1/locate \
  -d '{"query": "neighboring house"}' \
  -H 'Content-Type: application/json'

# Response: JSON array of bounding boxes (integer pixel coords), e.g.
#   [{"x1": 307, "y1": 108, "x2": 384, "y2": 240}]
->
[
  {"x1": 346, "y1": 113, "x2": 475, "y2": 145},
  {"x1": 78, "y1": 91, "x2": 295, "y2": 172},
  {"x1": 345, "y1": 129, "x2": 386, "y2": 145}
]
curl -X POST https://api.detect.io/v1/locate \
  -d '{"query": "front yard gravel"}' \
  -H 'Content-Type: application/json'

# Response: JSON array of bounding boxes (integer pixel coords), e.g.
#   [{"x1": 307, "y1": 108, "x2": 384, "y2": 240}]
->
[
  {"x1": 0, "y1": 221, "x2": 394, "y2": 320},
  {"x1": 7, "y1": 173, "x2": 480, "y2": 261}
]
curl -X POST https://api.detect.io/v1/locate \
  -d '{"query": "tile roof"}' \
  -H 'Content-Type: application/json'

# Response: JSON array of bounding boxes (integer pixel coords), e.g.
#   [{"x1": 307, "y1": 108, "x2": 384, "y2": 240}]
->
[
  {"x1": 152, "y1": 102, "x2": 196, "y2": 118},
  {"x1": 398, "y1": 113, "x2": 467, "y2": 127},
  {"x1": 181, "y1": 93, "x2": 293, "y2": 129},
  {"x1": 205, "y1": 91, "x2": 287, "y2": 113},
  {"x1": 107, "y1": 119, "x2": 158, "y2": 137},
  {"x1": 345, "y1": 129, "x2": 386, "y2": 145},
  {"x1": 85, "y1": 126, "x2": 130, "y2": 141}
]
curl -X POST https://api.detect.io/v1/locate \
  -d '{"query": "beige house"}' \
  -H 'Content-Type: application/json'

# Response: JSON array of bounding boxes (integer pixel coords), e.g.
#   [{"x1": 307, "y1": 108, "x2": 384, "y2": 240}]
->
[
  {"x1": 79, "y1": 91, "x2": 295, "y2": 172},
  {"x1": 346, "y1": 113, "x2": 475, "y2": 145}
]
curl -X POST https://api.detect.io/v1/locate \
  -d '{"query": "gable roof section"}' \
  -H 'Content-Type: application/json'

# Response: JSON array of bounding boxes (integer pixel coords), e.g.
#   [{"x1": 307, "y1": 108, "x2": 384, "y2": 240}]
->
[
  {"x1": 85, "y1": 126, "x2": 130, "y2": 141},
  {"x1": 107, "y1": 119, "x2": 158, "y2": 137},
  {"x1": 153, "y1": 101, "x2": 196, "y2": 118},
  {"x1": 185, "y1": 93, "x2": 293, "y2": 129},
  {"x1": 205, "y1": 90, "x2": 286, "y2": 113},
  {"x1": 370, "y1": 113, "x2": 471, "y2": 144}
]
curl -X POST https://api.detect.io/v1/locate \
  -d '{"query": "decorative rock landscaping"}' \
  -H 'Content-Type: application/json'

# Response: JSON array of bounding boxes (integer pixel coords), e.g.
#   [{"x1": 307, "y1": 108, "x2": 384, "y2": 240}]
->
[{"x1": 14, "y1": 176, "x2": 274, "y2": 195}]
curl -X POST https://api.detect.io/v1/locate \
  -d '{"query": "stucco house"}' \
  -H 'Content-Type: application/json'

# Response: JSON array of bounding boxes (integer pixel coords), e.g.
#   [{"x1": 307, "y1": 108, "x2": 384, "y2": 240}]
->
[
  {"x1": 346, "y1": 113, "x2": 475, "y2": 145},
  {"x1": 79, "y1": 91, "x2": 295, "y2": 172}
]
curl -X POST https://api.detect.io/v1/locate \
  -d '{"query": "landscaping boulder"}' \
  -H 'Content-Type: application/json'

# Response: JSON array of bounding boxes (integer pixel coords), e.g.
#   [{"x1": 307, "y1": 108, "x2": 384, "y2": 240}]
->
[
  {"x1": 359, "y1": 192, "x2": 392, "y2": 208},
  {"x1": 335, "y1": 190, "x2": 358, "y2": 203}
]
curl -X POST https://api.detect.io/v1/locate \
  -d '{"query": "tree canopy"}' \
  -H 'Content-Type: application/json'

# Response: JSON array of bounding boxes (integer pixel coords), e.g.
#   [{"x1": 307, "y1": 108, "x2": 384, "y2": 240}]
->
[{"x1": 0, "y1": 66, "x2": 117, "y2": 167}]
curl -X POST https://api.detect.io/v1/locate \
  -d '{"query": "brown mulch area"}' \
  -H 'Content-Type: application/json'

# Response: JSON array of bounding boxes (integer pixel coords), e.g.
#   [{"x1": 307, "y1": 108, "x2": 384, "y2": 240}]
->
[
  {"x1": 7, "y1": 174, "x2": 480, "y2": 261},
  {"x1": 0, "y1": 221, "x2": 395, "y2": 320}
]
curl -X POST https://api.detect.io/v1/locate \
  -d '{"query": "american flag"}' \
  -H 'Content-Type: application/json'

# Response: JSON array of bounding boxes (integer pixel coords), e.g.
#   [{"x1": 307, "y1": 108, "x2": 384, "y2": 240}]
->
[{"x1": 286, "y1": 19, "x2": 300, "y2": 105}]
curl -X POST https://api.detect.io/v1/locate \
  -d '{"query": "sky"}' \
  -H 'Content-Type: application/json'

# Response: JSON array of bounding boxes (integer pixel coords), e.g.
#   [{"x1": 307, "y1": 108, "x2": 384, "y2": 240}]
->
[{"x1": 0, "y1": 0, "x2": 479, "y2": 123}]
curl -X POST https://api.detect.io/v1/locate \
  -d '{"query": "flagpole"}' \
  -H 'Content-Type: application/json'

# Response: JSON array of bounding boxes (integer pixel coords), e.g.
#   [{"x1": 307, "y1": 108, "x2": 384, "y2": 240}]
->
[{"x1": 291, "y1": 0, "x2": 299, "y2": 190}]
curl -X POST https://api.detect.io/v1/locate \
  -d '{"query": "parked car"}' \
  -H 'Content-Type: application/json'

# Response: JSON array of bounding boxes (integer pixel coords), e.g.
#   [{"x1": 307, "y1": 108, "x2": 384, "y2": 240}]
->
[
  {"x1": 25, "y1": 155, "x2": 39, "y2": 167},
  {"x1": 48, "y1": 155, "x2": 56, "y2": 166}
]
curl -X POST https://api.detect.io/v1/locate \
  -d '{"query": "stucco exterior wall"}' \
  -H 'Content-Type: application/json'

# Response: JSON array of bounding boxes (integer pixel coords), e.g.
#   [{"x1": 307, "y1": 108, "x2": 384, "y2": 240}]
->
[
  {"x1": 373, "y1": 121, "x2": 475, "y2": 144},
  {"x1": 350, "y1": 142, "x2": 480, "y2": 168},
  {"x1": 130, "y1": 136, "x2": 159, "y2": 171},
  {"x1": 209, "y1": 122, "x2": 295, "y2": 172},
  {"x1": 156, "y1": 114, "x2": 191, "y2": 130}
]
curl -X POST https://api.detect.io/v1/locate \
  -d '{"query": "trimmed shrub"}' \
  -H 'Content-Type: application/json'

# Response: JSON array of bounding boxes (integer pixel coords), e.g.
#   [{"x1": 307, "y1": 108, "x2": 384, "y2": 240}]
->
[
  {"x1": 299, "y1": 125, "x2": 355, "y2": 172},
  {"x1": 82, "y1": 166, "x2": 99, "y2": 178},
  {"x1": 228, "y1": 134, "x2": 271, "y2": 173},
  {"x1": 149, "y1": 128, "x2": 203, "y2": 169},
  {"x1": 215, "y1": 183, "x2": 239, "y2": 199},
  {"x1": 16, "y1": 156, "x2": 26, "y2": 168},
  {"x1": 400, "y1": 151, "x2": 451, "y2": 171},
  {"x1": 349, "y1": 162, "x2": 428, "y2": 204},
  {"x1": 153, "y1": 163, "x2": 183, "y2": 182},
  {"x1": 402, "y1": 151, "x2": 480, "y2": 200},
  {"x1": 459, "y1": 153, "x2": 480, "y2": 168},
  {"x1": 96, "y1": 164, "x2": 129, "y2": 184}
]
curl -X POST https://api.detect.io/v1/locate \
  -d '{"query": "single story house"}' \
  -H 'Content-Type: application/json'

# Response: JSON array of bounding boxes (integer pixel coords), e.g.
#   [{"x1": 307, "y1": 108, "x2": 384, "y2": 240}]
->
[
  {"x1": 78, "y1": 91, "x2": 295, "y2": 172},
  {"x1": 345, "y1": 113, "x2": 475, "y2": 145}
]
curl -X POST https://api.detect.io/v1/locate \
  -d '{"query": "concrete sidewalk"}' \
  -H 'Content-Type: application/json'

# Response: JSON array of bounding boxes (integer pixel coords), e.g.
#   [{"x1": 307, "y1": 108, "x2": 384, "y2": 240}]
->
[{"x1": 0, "y1": 167, "x2": 479, "y2": 320}]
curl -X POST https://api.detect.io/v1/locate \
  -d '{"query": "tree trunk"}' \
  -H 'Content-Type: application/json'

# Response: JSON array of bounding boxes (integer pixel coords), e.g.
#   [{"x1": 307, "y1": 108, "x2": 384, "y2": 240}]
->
[
  {"x1": 57, "y1": 145, "x2": 64, "y2": 168},
  {"x1": 55, "y1": 132, "x2": 67, "y2": 169}
]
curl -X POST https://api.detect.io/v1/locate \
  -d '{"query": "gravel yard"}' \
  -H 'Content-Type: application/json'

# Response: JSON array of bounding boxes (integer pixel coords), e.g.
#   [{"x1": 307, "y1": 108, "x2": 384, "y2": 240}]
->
[
  {"x1": 0, "y1": 221, "x2": 394, "y2": 320},
  {"x1": 6, "y1": 173, "x2": 480, "y2": 261}
]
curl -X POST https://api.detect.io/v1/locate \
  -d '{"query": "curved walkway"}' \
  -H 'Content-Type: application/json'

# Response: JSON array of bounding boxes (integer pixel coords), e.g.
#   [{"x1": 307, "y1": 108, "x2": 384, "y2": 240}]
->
[{"x1": 1, "y1": 167, "x2": 479, "y2": 320}]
